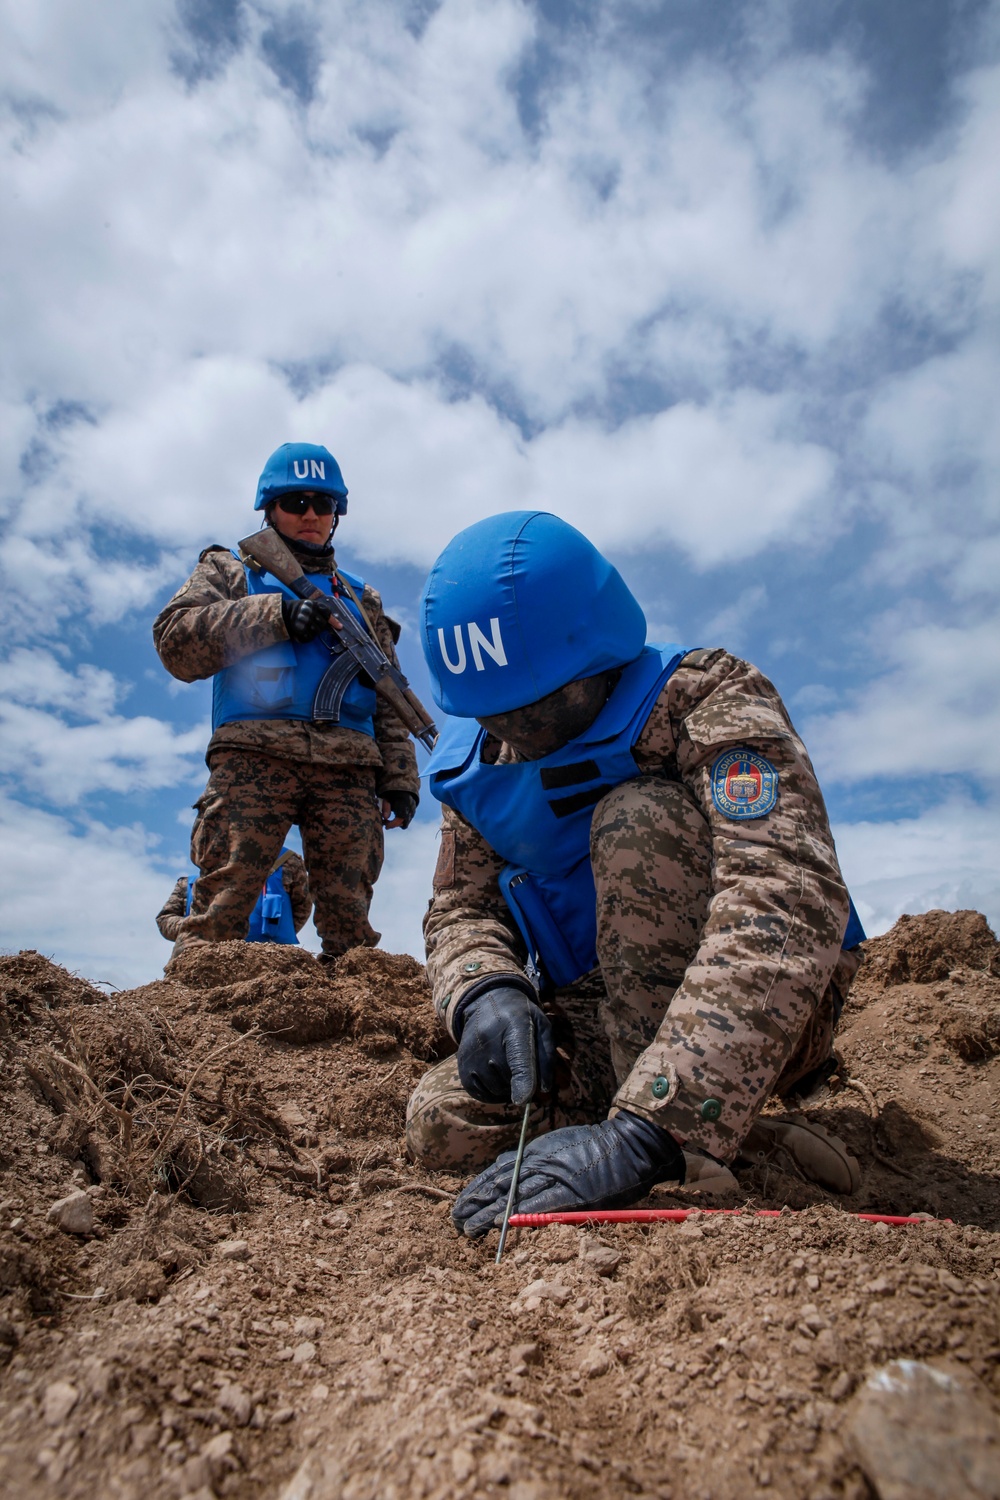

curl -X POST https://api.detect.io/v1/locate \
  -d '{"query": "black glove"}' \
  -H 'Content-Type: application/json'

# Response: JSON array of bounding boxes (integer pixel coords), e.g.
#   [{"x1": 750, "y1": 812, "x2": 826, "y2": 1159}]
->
[
  {"x1": 384, "y1": 790, "x2": 418, "y2": 828},
  {"x1": 281, "y1": 597, "x2": 326, "y2": 643},
  {"x1": 454, "y1": 984, "x2": 555, "y2": 1108},
  {"x1": 452, "y1": 1109, "x2": 685, "y2": 1238}
]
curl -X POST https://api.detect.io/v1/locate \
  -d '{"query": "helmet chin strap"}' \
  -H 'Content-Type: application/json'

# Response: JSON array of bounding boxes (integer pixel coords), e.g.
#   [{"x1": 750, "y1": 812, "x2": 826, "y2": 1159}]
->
[{"x1": 263, "y1": 510, "x2": 337, "y2": 555}]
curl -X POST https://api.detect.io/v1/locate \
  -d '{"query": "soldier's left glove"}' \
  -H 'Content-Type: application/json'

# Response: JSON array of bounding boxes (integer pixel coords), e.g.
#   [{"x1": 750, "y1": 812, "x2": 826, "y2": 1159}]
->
[
  {"x1": 281, "y1": 597, "x2": 326, "y2": 643},
  {"x1": 384, "y1": 791, "x2": 418, "y2": 828},
  {"x1": 452, "y1": 1110, "x2": 685, "y2": 1239}
]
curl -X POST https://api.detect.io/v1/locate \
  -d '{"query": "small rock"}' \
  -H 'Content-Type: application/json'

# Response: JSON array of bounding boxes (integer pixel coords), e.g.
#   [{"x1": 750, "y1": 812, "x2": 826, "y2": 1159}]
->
[
  {"x1": 310, "y1": 1383, "x2": 330, "y2": 1402},
  {"x1": 578, "y1": 1344, "x2": 612, "y2": 1379},
  {"x1": 217, "y1": 1382, "x2": 252, "y2": 1426},
  {"x1": 812, "y1": 1328, "x2": 847, "y2": 1370},
  {"x1": 830, "y1": 1371, "x2": 854, "y2": 1401},
  {"x1": 217, "y1": 1239, "x2": 250, "y2": 1261},
  {"x1": 358, "y1": 1169, "x2": 400, "y2": 1195},
  {"x1": 511, "y1": 1342, "x2": 542, "y2": 1368},
  {"x1": 185, "y1": 1430, "x2": 236, "y2": 1488},
  {"x1": 43, "y1": 1380, "x2": 79, "y2": 1425},
  {"x1": 514, "y1": 1279, "x2": 572, "y2": 1307},
  {"x1": 46, "y1": 1191, "x2": 93, "y2": 1236},
  {"x1": 292, "y1": 1340, "x2": 317, "y2": 1364},
  {"x1": 848, "y1": 1359, "x2": 1000, "y2": 1499},
  {"x1": 277, "y1": 1451, "x2": 342, "y2": 1499},
  {"x1": 272, "y1": 1406, "x2": 297, "y2": 1425},
  {"x1": 81, "y1": 1357, "x2": 112, "y2": 1397},
  {"x1": 322, "y1": 1209, "x2": 350, "y2": 1229},
  {"x1": 451, "y1": 1446, "x2": 476, "y2": 1484},
  {"x1": 293, "y1": 1316, "x2": 324, "y2": 1339},
  {"x1": 675, "y1": 1221, "x2": 704, "y2": 1240},
  {"x1": 579, "y1": 1243, "x2": 622, "y2": 1277}
]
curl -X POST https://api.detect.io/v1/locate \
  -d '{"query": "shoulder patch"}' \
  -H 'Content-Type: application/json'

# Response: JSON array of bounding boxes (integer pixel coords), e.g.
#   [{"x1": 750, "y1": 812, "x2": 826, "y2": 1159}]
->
[{"x1": 711, "y1": 749, "x2": 779, "y2": 820}]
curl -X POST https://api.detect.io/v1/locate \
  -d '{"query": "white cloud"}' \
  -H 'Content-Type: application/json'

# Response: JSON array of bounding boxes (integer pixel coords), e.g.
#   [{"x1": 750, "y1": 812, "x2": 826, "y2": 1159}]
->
[
  {"x1": 12, "y1": 357, "x2": 839, "y2": 583},
  {"x1": 834, "y1": 797, "x2": 1000, "y2": 940},
  {"x1": 807, "y1": 613, "x2": 1000, "y2": 783},
  {"x1": 864, "y1": 336, "x2": 1000, "y2": 524},
  {"x1": 0, "y1": 791, "x2": 176, "y2": 988},
  {"x1": 0, "y1": 6, "x2": 995, "y2": 640},
  {"x1": 0, "y1": 646, "x2": 121, "y2": 717},
  {"x1": 0, "y1": 650, "x2": 207, "y2": 803}
]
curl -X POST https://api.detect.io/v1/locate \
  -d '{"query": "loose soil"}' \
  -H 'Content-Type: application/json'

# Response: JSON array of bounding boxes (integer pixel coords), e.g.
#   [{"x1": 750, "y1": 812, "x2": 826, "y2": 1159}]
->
[{"x1": 1, "y1": 912, "x2": 999, "y2": 1500}]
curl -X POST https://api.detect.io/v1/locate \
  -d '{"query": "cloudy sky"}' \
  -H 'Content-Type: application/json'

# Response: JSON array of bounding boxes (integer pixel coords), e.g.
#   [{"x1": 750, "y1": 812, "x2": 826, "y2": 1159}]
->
[{"x1": 2, "y1": 0, "x2": 999, "y2": 985}]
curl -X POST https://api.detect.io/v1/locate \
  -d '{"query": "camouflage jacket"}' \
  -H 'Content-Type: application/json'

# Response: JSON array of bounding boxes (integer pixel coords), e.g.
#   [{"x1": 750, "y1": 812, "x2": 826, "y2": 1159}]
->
[
  {"x1": 155, "y1": 848, "x2": 312, "y2": 942},
  {"x1": 152, "y1": 542, "x2": 420, "y2": 799},
  {"x1": 424, "y1": 649, "x2": 850, "y2": 1115}
]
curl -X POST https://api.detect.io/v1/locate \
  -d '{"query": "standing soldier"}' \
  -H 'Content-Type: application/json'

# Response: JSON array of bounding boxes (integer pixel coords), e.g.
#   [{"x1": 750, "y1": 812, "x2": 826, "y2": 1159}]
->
[
  {"x1": 153, "y1": 443, "x2": 420, "y2": 964},
  {"x1": 405, "y1": 512, "x2": 864, "y2": 1236}
]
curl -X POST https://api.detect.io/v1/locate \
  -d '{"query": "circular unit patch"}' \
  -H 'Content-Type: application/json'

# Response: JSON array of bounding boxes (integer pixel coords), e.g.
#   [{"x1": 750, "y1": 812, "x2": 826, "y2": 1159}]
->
[{"x1": 711, "y1": 749, "x2": 779, "y2": 821}]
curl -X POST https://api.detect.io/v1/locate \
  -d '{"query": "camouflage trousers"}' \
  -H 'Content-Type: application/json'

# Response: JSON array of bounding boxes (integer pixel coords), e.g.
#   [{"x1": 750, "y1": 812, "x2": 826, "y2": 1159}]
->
[
  {"x1": 406, "y1": 777, "x2": 858, "y2": 1172},
  {"x1": 179, "y1": 750, "x2": 384, "y2": 958}
]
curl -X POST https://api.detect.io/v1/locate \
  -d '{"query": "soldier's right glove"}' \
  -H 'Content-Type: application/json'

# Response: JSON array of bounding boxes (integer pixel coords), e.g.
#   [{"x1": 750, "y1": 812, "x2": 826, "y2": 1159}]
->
[
  {"x1": 454, "y1": 984, "x2": 555, "y2": 1108},
  {"x1": 281, "y1": 597, "x2": 326, "y2": 643},
  {"x1": 452, "y1": 1110, "x2": 686, "y2": 1238}
]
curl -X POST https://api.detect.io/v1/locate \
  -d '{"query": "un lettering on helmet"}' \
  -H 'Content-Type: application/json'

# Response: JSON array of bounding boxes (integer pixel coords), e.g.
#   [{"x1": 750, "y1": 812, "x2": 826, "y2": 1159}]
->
[
  {"x1": 438, "y1": 619, "x2": 508, "y2": 675},
  {"x1": 420, "y1": 511, "x2": 647, "y2": 719},
  {"x1": 292, "y1": 458, "x2": 327, "y2": 481}
]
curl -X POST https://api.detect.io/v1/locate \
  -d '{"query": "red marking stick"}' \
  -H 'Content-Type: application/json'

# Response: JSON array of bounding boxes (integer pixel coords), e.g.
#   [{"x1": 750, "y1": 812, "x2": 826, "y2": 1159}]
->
[{"x1": 508, "y1": 1209, "x2": 944, "y2": 1228}]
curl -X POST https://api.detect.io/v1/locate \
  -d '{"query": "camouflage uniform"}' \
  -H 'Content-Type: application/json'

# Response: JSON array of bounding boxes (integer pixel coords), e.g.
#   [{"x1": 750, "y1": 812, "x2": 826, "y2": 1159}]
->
[
  {"x1": 153, "y1": 541, "x2": 419, "y2": 957},
  {"x1": 155, "y1": 848, "x2": 312, "y2": 943},
  {"x1": 407, "y1": 649, "x2": 859, "y2": 1171}
]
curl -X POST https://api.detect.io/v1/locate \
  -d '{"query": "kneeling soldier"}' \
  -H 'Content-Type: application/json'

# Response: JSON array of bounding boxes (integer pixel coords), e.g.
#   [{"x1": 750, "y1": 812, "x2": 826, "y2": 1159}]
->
[
  {"x1": 406, "y1": 512, "x2": 863, "y2": 1237},
  {"x1": 157, "y1": 844, "x2": 311, "y2": 946}
]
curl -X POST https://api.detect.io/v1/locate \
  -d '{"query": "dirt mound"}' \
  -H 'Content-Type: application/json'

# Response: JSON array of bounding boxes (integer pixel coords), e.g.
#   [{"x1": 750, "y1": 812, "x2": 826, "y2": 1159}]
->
[
  {"x1": 0, "y1": 915, "x2": 998, "y2": 1500},
  {"x1": 0, "y1": 951, "x2": 104, "y2": 1023},
  {"x1": 858, "y1": 907, "x2": 1000, "y2": 987},
  {"x1": 166, "y1": 941, "x2": 444, "y2": 1053}
]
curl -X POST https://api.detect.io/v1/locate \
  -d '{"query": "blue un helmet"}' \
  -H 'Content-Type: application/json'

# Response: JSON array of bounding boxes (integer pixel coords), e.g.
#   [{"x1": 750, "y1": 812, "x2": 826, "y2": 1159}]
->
[
  {"x1": 420, "y1": 512, "x2": 647, "y2": 717},
  {"x1": 254, "y1": 443, "x2": 349, "y2": 514}
]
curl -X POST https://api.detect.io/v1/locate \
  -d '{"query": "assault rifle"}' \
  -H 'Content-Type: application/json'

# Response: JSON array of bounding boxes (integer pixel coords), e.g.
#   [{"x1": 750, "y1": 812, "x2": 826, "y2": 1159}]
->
[{"x1": 238, "y1": 528, "x2": 438, "y2": 751}]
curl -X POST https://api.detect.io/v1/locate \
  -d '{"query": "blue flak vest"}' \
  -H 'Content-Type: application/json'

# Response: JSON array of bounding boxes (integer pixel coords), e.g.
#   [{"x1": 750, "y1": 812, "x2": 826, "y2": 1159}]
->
[
  {"x1": 211, "y1": 554, "x2": 377, "y2": 737},
  {"x1": 428, "y1": 645, "x2": 685, "y2": 988},
  {"x1": 427, "y1": 643, "x2": 866, "y2": 989},
  {"x1": 186, "y1": 851, "x2": 299, "y2": 946}
]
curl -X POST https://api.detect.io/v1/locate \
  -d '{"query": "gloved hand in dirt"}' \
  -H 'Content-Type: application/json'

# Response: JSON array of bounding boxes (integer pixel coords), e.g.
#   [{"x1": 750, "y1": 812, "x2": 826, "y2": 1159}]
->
[
  {"x1": 454, "y1": 984, "x2": 554, "y2": 1108},
  {"x1": 452, "y1": 1110, "x2": 685, "y2": 1238}
]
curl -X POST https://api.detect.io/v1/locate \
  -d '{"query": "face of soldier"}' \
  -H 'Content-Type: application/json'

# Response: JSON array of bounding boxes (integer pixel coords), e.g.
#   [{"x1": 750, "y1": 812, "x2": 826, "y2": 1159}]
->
[
  {"x1": 270, "y1": 492, "x2": 336, "y2": 548},
  {"x1": 477, "y1": 670, "x2": 618, "y2": 759}
]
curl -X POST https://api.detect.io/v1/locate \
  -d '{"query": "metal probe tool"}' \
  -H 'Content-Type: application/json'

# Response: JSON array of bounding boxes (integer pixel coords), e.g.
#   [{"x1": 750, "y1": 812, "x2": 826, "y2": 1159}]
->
[{"x1": 495, "y1": 1101, "x2": 531, "y2": 1265}]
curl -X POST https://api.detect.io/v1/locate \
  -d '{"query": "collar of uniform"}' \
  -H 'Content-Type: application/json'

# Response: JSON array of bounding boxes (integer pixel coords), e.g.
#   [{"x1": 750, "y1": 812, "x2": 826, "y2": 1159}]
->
[{"x1": 286, "y1": 540, "x2": 336, "y2": 575}]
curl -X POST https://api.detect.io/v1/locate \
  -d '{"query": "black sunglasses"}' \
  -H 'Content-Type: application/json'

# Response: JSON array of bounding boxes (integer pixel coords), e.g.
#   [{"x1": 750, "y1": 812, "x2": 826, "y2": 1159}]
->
[{"x1": 276, "y1": 492, "x2": 335, "y2": 517}]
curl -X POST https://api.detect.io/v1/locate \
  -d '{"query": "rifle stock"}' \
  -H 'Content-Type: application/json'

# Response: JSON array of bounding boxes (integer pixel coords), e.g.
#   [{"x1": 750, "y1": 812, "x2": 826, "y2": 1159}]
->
[{"x1": 238, "y1": 529, "x2": 438, "y2": 750}]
